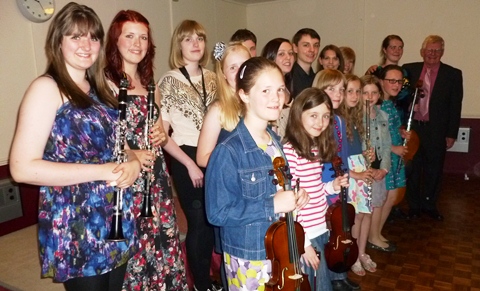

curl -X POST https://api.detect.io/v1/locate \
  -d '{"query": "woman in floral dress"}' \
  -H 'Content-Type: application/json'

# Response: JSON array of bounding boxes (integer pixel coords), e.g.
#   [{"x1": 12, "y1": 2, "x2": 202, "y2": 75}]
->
[
  {"x1": 105, "y1": 10, "x2": 187, "y2": 290},
  {"x1": 9, "y1": 3, "x2": 141, "y2": 291}
]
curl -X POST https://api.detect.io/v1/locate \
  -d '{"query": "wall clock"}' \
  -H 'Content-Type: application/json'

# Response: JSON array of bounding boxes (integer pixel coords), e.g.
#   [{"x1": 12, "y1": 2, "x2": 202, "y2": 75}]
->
[{"x1": 17, "y1": 0, "x2": 56, "y2": 23}]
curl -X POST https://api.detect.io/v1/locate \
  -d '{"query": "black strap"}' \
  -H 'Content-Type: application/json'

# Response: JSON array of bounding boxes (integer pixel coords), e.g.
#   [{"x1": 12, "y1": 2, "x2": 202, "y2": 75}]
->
[{"x1": 179, "y1": 66, "x2": 207, "y2": 111}]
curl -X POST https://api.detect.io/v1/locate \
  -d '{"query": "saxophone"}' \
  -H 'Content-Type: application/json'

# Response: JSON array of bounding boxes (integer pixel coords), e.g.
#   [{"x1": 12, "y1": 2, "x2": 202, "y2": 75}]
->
[
  {"x1": 140, "y1": 81, "x2": 157, "y2": 217},
  {"x1": 364, "y1": 100, "x2": 373, "y2": 210},
  {"x1": 107, "y1": 77, "x2": 129, "y2": 241}
]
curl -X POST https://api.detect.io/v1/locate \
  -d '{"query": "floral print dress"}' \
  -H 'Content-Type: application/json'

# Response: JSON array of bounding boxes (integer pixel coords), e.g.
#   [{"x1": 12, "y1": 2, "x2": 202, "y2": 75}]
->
[
  {"x1": 121, "y1": 94, "x2": 187, "y2": 291},
  {"x1": 39, "y1": 90, "x2": 137, "y2": 282}
]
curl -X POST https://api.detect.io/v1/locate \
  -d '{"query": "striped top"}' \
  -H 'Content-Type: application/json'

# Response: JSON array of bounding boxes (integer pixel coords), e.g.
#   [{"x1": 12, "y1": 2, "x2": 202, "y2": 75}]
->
[{"x1": 283, "y1": 142, "x2": 339, "y2": 247}]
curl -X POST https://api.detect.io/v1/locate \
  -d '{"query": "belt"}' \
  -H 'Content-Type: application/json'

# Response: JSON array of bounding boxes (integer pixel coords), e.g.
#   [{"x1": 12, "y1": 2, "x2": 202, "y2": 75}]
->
[{"x1": 413, "y1": 119, "x2": 429, "y2": 125}]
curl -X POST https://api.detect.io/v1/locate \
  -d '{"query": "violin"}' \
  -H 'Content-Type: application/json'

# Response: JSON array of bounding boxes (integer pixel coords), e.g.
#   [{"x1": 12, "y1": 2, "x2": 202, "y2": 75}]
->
[
  {"x1": 265, "y1": 157, "x2": 311, "y2": 291},
  {"x1": 324, "y1": 156, "x2": 358, "y2": 273}
]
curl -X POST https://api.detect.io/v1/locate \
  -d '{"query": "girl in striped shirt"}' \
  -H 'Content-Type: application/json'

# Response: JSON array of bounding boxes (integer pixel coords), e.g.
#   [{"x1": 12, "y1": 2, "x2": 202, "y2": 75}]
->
[{"x1": 283, "y1": 87, "x2": 350, "y2": 291}]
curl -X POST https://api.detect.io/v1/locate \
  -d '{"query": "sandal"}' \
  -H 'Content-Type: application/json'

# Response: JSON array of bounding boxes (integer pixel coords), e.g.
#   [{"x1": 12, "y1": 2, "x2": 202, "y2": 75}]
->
[
  {"x1": 359, "y1": 253, "x2": 377, "y2": 272},
  {"x1": 351, "y1": 260, "x2": 366, "y2": 276}
]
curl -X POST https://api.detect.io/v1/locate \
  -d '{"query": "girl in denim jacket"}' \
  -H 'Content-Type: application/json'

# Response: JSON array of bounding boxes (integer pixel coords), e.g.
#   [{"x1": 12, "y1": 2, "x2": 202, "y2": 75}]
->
[
  {"x1": 360, "y1": 75, "x2": 394, "y2": 253},
  {"x1": 205, "y1": 57, "x2": 309, "y2": 290}
]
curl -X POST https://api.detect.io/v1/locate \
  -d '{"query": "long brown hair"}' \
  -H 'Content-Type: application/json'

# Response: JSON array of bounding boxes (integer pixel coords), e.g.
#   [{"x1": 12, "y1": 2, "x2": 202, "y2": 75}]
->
[
  {"x1": 284, "y1": 88, "x2": 337, "y2": 162},
  {"x1": 380, "y1": 35, "x2": 404, "y2": 65},
  {"x1": 339, "y1": 74, "x2": 365, "y2": 142},
  {"x1": 44, "y1": 2, "x2": 115, "y2": 108},
  {"x1": 105, "y1": 10, "x2": 156, "y2": 88}
]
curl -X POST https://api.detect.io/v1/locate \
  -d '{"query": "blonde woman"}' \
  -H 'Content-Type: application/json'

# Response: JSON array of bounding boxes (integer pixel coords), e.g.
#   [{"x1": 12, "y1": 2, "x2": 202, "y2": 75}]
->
[
  {"x1": 197, "y1": 42, "x2": 251, "y2": 167},
  {"x1": 158, "y1": 20, "x2": 217, "y2": 291}
]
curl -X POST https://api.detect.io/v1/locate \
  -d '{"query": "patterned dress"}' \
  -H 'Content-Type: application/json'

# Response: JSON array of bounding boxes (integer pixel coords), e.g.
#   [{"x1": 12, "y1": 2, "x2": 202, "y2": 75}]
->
[
  {"x1": 380, "y1": 100, "x2": 406, "y2": 190},
  {"x1": 122, "y1": 94, "x2": 188, "y2": 290},
  {"x1": 347, "y1": 128, "x2": 372, "y2": 214},
  {"x1": 38, "y1": 90, "x2": 137, "y2": 282}
]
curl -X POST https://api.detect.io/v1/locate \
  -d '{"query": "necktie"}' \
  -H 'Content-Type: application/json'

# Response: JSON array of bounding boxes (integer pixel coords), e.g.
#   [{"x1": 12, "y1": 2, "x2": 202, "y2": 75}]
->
[{"x1": 419, "y1": 68, "x2": 431, "y2": 118}]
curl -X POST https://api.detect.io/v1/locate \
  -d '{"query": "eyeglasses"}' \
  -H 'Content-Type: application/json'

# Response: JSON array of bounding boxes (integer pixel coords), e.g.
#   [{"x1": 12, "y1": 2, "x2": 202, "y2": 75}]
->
[
  {"x1": 425, "y1": 48, "x2": 443, "y2": 55},
  {"x1": 384, "y1": 79, "x2": 404, "y2": 85}
]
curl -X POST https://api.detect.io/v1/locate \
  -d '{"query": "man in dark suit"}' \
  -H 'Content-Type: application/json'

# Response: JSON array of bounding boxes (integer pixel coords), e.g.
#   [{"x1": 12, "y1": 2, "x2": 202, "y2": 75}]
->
[{"x1": 402, "y1": 35, "x2": 463, "y2": 221}]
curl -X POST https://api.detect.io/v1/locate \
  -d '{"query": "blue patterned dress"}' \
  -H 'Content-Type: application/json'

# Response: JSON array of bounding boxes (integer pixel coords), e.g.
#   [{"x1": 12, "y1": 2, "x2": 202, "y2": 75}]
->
[
  {"x1": 380, "y1": 100, "x2": 406, "y2": 190},
  {"x1": 121, "y1": 94, "x2": 187, "y2": 290},
  {"x1": 38, "y1": 90, "x2": 137, "y2": 282}
]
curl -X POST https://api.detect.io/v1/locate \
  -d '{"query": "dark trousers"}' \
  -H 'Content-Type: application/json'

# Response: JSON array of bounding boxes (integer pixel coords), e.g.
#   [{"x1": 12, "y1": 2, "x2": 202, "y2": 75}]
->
[
  {"x1": 171, "y1": 145, "x2": 214, "y2": 291},
  {"x1": 406, "y1": 123, "x2": 447, "y2": 211},
  {"x1": 63, "y1": 263, "x2": 127, "y2": 291}
]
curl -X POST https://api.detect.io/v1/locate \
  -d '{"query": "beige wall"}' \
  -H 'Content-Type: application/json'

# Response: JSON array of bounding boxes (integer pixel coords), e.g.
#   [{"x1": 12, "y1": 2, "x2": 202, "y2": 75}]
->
[
  {"x1": 247, "y1": 0, "x2": 478, "y2": 118},
  {"x1": 0, "y1": 0, "x2": 245, "y2": 165},
  {"x1": 1, "y1": 0, "x2": 478, "y2": 165}
]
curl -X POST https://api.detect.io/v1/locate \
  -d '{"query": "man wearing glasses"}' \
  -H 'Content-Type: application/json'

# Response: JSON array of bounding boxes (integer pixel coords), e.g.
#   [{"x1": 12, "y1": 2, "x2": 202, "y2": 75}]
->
[{"x1": 402, "y1": 35, "x2": 463, "y2": 221}]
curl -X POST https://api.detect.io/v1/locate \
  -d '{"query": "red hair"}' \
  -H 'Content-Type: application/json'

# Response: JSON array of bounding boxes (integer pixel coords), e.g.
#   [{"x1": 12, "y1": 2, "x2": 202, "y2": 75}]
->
[{"x1": 105, "y1": 10, "x2": 156, "y2": 87}]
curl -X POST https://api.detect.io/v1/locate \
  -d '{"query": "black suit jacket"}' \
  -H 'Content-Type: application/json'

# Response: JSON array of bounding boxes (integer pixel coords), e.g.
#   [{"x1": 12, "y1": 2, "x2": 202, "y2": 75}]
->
[{"x1": 402, "y1": 62, "x2": 463, "y2": 141}]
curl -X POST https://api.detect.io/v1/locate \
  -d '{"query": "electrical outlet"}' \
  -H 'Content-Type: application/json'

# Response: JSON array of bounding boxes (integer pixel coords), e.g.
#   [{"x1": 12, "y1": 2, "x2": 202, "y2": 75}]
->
[
  {"x1": 448, "y1": 127, "x2": 470, "y2": 153},
  {"x1": 0, "y1": 179, "x2": 23, "y2": 223}
]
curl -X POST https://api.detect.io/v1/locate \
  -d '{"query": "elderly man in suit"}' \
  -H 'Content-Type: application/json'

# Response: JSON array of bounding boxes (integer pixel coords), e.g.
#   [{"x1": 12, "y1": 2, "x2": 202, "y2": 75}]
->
[{"x1": 402, "y1": 35, "x2": 463, "y2": 221}]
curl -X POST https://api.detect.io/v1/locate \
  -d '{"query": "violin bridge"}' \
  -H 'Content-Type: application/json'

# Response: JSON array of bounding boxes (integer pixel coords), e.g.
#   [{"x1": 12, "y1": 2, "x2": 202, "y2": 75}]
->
[
  {"x1": 288, "y1": 274, "x2": 303, "y2": 280},
  {"x1": 341, "y1": 239, "x2": 352, "y2": 244}
]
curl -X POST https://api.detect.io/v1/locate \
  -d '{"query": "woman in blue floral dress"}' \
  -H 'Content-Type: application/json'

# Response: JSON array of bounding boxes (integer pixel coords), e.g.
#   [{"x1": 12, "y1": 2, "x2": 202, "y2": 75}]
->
[
  {"x1": 9, "y1": 3, "x2": 141, "y2": 291},
  {"x1": 105, "y1": 10, "x2": 187, "y2": 290}
]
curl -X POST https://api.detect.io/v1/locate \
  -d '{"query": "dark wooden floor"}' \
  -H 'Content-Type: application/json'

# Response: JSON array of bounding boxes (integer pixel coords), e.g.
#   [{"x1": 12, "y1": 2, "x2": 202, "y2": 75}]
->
[
  {"x1": 348, "y1": 175, "x2": 480, "y2": 291},
  {"x1": 174, "y1": 175, "x2": 480, "y2": 291}
]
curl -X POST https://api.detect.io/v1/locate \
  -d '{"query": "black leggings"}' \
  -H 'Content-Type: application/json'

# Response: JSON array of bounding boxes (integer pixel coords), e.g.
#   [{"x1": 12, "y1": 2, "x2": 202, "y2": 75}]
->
[
  {"x1": 63, "y1": 263, "x2": 127, "y2": 291},
  {"x1": 171, "y1": 145, "x2": 214, "y2": 291}
]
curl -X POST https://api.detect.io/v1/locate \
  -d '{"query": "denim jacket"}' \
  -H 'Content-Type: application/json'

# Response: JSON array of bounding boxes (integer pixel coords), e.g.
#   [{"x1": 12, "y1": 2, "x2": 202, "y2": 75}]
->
[
  {"x1": 205, "y1": 119, "x2": 283, "y2": 260},
  {"x1": 363, "y1": 106, "x2": 391, "y2": 171}
]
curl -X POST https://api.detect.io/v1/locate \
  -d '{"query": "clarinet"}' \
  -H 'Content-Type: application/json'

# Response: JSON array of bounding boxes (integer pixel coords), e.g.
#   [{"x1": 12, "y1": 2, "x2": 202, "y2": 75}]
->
[
  {"x1": 140, "y1": 81, "x2": 156, "y2": 217},
  {"x1": 107, "y1": 77, "x2": 129, "y2": 241},
  {"x1": 364, "y1": 100, "x2": 373, "y2": 209}
]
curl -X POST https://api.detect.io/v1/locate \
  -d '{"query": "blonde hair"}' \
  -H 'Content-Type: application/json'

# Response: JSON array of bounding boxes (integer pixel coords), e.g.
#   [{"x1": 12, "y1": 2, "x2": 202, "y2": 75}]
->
[
  {"x1": 421, "y1": 35, "x2": 445, "y2": 50},
  {"x1": 214, "y1": 42, "x2": 251, "y2": 131},
  {"x1": 169, "y1": 20, "x2": 209, "y2": 69},
  {"x1": 312, "y1": 69, "x2": 346, "y2": 91},
  {"x1": 339, "y1": 74, "x2": 365, "y2": 142}
]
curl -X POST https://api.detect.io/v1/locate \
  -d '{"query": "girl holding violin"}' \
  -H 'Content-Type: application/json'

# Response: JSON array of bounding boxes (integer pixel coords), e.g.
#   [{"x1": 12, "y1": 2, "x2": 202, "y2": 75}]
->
[
  {"x1": 282, "y1": 88, "x2": 350, "y2": 291},
  {"x1": 312, "y1": 70, "x2": 361, "y2": 291},
  {"x1": 205, "y1": 57, "x2": 309, "y2": 290}
]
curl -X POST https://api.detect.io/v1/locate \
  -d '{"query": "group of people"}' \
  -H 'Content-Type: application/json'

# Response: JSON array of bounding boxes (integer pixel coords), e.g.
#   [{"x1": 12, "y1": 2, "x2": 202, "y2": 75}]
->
[{"x1": 8, "y1": 2, "x2": 463, "y2": 291}]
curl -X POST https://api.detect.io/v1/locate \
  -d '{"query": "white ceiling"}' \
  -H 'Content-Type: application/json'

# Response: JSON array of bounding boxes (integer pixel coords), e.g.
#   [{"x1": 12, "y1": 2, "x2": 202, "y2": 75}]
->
[{"x1": 228, "y1": 0, "x2": 282, "y2": 4}]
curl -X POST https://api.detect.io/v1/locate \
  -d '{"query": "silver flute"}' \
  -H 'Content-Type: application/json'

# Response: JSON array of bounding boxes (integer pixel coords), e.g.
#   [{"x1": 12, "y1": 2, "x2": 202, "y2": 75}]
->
[
  {"x1": 364, "y1": 100, "x2": 373, "y2": 209},
  {"x1": 140, "y1": 81, "x2": 157, "y2": 217},
  {"x1": 107, "y1": 77, "x2": 129, "y2": 241}
]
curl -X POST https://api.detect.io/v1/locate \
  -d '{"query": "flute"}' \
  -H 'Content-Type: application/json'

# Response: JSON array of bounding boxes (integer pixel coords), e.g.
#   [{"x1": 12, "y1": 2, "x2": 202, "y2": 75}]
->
[
  {"x1": 140, "y1": 81, "x2": 157, "y2": 217},
  {"x1": 364, "y1": 100, "x2": 373, "y2": 209},
  {"x1": 107, "y1": 77, "x2": 129, "y2": 241}
]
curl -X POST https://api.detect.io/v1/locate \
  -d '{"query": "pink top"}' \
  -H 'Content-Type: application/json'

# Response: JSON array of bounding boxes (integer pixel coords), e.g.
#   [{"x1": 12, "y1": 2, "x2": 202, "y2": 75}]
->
[{"x1": 283, "y1": 142, "x2": 338, "y2": 247}]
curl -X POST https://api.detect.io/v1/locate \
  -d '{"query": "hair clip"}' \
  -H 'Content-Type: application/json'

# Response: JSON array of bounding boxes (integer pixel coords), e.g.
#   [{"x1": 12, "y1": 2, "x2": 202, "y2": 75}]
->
[
  {"x1": 239, "y1": 65, "x2": 247, "y2": 79},
  {"x1": 213, "y1": 42, "x2": 227, "y2": 61}
]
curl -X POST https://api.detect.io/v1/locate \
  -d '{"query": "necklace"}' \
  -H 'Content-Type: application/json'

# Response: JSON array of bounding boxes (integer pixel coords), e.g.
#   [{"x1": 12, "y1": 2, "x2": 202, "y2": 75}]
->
[{"x1": 334, "y1": 116, "x2": 342, "y2": 153}]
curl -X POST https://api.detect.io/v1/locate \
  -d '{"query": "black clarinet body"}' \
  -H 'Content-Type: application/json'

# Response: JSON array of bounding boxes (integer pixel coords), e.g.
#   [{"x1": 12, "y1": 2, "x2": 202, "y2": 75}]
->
[
  {"x1": 107, "y1": 78, "x2": 129, "y2": 241},
  {"x1": 140, "y1": 81, "x2": 156, "y2": 217}
]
